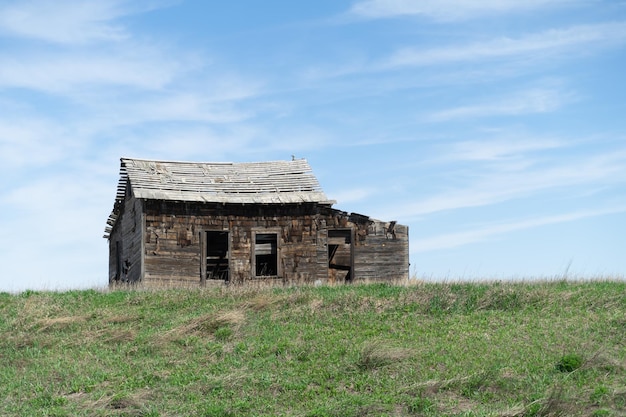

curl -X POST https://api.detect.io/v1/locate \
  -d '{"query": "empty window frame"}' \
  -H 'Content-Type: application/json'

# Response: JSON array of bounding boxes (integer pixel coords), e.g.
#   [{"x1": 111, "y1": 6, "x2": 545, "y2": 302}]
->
[
  {"x1": 204, "y1": 231, "x2": 229, "y2": 281},
  {"x1": 254, "y1": 233, "x2": 279, "y2": 277}
]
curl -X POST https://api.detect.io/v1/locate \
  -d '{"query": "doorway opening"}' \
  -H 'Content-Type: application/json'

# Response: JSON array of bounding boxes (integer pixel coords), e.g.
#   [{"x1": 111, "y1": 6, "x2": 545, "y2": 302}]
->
[
  {"x1": 254, "y1": 233, "x2": 278, "y2": 277},
  {"x1": 328, "y1": 229, "x2": 353, "y2": 283},
  {"x1": 204, "y1": 231, "x2": 229, "y2": 281}
]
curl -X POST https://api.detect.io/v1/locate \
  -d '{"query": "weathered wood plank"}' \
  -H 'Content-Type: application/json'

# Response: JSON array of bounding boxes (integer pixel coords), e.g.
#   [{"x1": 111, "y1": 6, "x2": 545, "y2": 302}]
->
[
  {"x1": 120, "y1": 158, "x2": 335, "y2": 205},
  {"x1": 108, "y1": 180, "x2": 408, "y2": 288}
]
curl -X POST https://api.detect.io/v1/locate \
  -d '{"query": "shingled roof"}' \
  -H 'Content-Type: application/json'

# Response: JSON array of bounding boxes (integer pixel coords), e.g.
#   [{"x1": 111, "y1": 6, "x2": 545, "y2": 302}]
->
[
  {"x1": 121, "y1": 157, "x2": 334, "y2": 203},
  {"x1": 104, "y1": 158, "x2": 335, "y2": 238}
]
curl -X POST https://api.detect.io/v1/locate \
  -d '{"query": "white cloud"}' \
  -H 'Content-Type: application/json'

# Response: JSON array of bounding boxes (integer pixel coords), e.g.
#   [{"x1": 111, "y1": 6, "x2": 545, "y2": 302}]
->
[
  {"x1": 0, "y1": 117, "x2": 73, "y2": 170},
  {"x1": 121, "y1": 94, "x2": 253, "y2": 125},
  {"x1": 426, "y1": 88, "x2": 575, "y2": 122},
  {"x1": 444, "y1": 137, "x2": 566, "y2": 162},
  {"x1": 380, "y1": 22, "x2": 626, "y2": 69},
  {"x1": 0, "y1": 0, "x2": 171, "y2": 44},
  {"x1": 449, "y1": 139, "x2": 565, "y2": 161},
  {"x1": 0, "y1": 1, "x2": 197, "y2": 96},
  {"x1": 304, "y1": 22, "x2": 626, "y2": 84},
  {"x1": 112, "y1": 74, "x2": 265, "y2": 124},
  {"x1": 412, "y1": 206, "x2": 626, "y2": 252},
  {"x1": 0, "y1": 49, "x2": 192, "y2": 93},
  {"x1": 131, "y1": 127, "x2": 256, "y2": 161},
  {"x1": 349, "y1": 0, "x2": 585, "y2": 21},
  {"x1": 0, "y1": 166, "x2": 113, "y2": 288},
  {"x1": 392, "y1": 147, "x2": 626, "y2": 219}
]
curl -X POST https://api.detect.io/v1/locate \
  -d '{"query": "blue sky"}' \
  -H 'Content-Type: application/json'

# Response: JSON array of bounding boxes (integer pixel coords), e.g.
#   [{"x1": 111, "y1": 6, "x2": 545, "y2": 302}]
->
[{"x1": 1, "y1": 0, "x2": 625, "y2": 292}]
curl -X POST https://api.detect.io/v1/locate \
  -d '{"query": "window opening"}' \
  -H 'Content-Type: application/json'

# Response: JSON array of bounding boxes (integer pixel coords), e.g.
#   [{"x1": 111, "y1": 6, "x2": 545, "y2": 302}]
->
[
  {"x1": 255, "y1": 233, "x2": 278, "y2": 276},
  {"x1": 205, "y1": 231, "x2": 229, "y2": 281}
]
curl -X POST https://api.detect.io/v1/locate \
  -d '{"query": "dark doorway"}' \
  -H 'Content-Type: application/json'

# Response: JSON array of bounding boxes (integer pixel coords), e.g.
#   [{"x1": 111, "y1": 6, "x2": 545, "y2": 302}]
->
[
  {"x1": 255, "y1": 233, "x2": 278, "y2": 276},
  {"x1": 328, "y1": 229, "x2": 353, "y2": 283},
  {"x1": 204, "y1": 231, "x2": 229, "y2": 281}
]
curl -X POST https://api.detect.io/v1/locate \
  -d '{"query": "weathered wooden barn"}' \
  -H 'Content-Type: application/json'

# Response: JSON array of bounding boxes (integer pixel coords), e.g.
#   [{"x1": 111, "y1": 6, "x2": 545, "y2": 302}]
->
[{"x1": 104, "y1": 157, "x2": 409, "y2": 287}]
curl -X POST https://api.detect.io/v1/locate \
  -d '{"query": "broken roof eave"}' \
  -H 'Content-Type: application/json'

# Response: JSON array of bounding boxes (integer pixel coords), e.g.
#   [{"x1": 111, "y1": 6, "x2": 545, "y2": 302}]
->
[{"x1": 132, "y1": 188, "x2": 336, "y2": 205}]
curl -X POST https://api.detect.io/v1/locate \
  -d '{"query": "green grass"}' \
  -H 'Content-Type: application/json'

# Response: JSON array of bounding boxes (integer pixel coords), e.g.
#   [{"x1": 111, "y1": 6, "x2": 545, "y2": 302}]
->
[{"x1": 1, "y1": 280, "x2": 625, "y2": 416}]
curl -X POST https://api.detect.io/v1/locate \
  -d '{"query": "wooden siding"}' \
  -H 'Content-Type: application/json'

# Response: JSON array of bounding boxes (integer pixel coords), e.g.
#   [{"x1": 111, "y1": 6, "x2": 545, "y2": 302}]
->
[
  {"x1": 135, "y1": 200, "x2": 409, "y2": 287},
  {"x1": 142, "y1": 202, "x2": 325, "y2": 285},
  {"x1": 353, "y1": 223, "x2": 409, "y2": 283},
  {"x1": 108, "y1": 193, "x2": 143, "y2": 284}
]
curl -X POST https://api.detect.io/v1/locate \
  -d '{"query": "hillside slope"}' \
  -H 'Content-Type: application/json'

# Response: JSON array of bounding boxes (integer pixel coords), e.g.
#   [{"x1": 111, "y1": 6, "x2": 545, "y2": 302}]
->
[{"x1": 1, "y1": 281, "x2": 625, "y2": 416}]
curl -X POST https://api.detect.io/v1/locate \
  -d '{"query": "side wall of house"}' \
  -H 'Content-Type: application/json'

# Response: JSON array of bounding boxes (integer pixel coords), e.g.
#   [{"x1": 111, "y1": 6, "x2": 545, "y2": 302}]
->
[
  {"x1": 108, "y1": 193, "x2": 143, "y2": 284},
  {"x1": 139, "y1": 201, "x2": 409, "y2": 287},
  {"x1": 353, "y1": 222, "x2": 409, "y2": 283}
]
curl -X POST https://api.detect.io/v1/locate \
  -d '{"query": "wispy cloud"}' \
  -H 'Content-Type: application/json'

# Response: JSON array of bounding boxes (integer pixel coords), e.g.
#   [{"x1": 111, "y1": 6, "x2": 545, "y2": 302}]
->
[
  {"x1": 412, "y1": 206, "x2": 626, "y2": 252},
  {"x1": 120, "y1": 126, "x2": 258, "y2": 162},
  {"x1": 0, "y1": 116, "x2": 71, "y2": 170},
  {"x1": 392, "y1": 147, "x2": 626, "y2": 219},
  {"x1": 0, "y1": 1, "x2": 197, "y2": 96},
  {"x1": 0, "y1": 0, "x2": 171, "y2": 44},
  {"x1": 426, "y1": 88, "x2": 575, "y2": 122},
  {"x1": 0, "y1": 169, "x2": 112, "y2": 290},
  {"x1": 0, "y1": 47, "x2": 199, "y2": 93},
  {"x1": 348, "y1": 0, "x2": 587, "y2": 21},
  {"x1": 444, "y1": 137, "x2": 566, "y2": 162},
  {"x1": 303, "y1": 22, "x2": 626, "y2": 84},
  {"x1": 380, "y1": 22, "x2": 626, "y2": 69},
  {"x1": 114, "y1": 92, "x2": 256, "y2": 125}
]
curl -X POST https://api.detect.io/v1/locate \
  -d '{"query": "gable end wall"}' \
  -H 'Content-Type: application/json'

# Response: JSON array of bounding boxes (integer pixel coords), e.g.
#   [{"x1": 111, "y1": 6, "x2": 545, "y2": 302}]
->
[{"x1": 108, "y1": 195, "x2": 143, "y2": 284}]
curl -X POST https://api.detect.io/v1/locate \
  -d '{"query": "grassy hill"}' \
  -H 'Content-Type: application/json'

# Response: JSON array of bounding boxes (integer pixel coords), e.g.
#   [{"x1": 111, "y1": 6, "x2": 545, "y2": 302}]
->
[{"x1": 1, "y1": 280, "x2": 625, "y2": 416}]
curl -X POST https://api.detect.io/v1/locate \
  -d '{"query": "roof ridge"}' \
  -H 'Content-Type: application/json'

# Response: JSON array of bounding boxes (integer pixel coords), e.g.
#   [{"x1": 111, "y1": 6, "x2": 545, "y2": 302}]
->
[{"x1": 121, "y1": 157, "x2": 309, "y2": 165}]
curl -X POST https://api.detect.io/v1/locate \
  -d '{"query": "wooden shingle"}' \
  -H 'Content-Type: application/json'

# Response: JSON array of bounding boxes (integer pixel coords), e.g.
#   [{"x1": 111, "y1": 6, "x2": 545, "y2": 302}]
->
[
  {"x1": 122, "y1": 158, "x2": 334, "y2": 205},
  {"x1": 104, "y1": 157, "x2": 335, "y2": 238}
]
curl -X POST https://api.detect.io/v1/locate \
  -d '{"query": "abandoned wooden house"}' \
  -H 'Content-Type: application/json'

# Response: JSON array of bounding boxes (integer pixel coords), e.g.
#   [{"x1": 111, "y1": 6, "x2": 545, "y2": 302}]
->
[{"x1": 104, "y1": 157, "x2": 409, "y2": 287}]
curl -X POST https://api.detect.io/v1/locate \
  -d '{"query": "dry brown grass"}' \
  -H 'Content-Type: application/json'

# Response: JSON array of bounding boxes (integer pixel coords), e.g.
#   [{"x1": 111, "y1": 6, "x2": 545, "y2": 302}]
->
[
  {"x1": 84, "y1": 328, "x2": 137, "y2": 344},
  {"x1": 406, "y1": 375, "x2": 478, "y2": 395},
  {"x1": 581, "y1": 349, "x2": 626, "y2": 373},
  {"x1": 34, "y1": 315, "x2": 89, "y2": 332},
  {"x1": 239, "y1": 293, "x2": 281, "y2": 311},
  {"x1": 357, "y1": 340, "x2": 413, "y2": 370},
  {"x1": 104, "y1": 314, "x2": 144, "y2": 325},
  {"x1": 75, "y1": 388, "x2": 154, "y2": 417},
  {"x1": 166, "y1": 309, "x2": 246, "y2": 338}
]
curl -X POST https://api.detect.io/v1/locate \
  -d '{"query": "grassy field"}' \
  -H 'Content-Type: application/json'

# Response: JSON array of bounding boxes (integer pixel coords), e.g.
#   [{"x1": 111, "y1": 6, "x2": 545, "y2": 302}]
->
[{"x1": 0, "y1": 280, "x2": 625, "y2": 416}]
